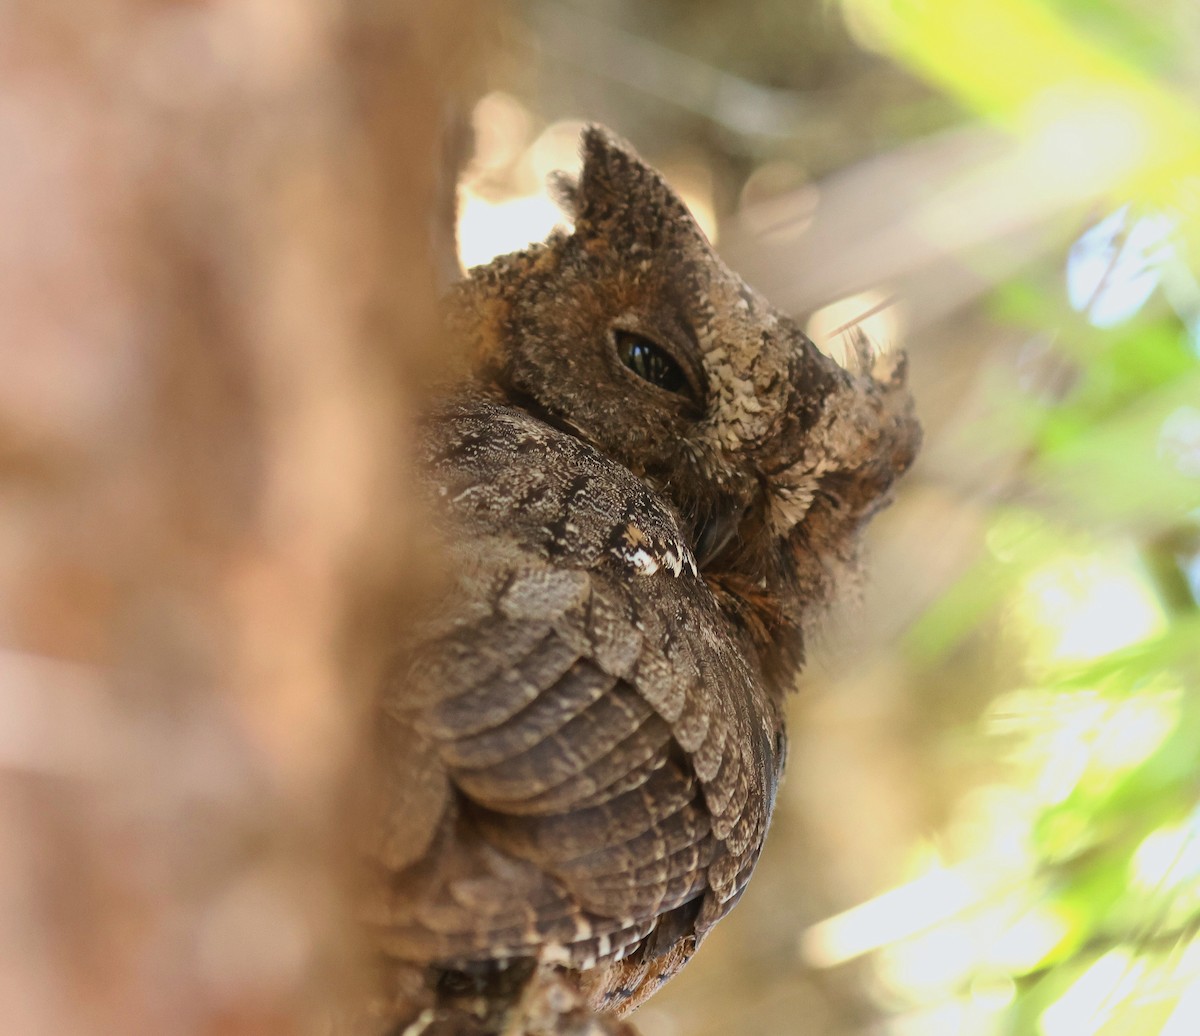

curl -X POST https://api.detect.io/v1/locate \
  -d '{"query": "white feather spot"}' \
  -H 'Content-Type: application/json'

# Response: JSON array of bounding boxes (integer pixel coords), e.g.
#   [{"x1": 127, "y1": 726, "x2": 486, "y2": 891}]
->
[{"x1": 631, "y1": 549, "x2": 660, "y2": 576}]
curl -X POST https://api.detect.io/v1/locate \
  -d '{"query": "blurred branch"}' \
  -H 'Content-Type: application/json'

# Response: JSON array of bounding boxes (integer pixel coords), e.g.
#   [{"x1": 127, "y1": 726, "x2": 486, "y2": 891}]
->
[
  {"x1": 1143, "y1": 529, "x2": 1200, "y2": 616},
  {"x1": 532, "y1": 1, "x2": 815, "y2": 141},
  {"x1": 723, "y1": 124, "x2": 1095, "y2": 324}
]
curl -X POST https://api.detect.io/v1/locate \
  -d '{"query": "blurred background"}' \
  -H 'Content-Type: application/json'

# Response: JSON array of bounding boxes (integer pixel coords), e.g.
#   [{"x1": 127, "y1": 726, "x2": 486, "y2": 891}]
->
[{"x1": 1, "y1": 1, "x2": 1198, "y2": 1035}]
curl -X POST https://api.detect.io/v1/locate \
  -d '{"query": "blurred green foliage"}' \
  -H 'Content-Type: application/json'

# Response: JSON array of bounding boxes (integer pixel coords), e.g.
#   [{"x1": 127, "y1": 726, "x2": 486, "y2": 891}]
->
[{"x1": 856, "y1": 0, "x2": 1200, "y2": 1032}]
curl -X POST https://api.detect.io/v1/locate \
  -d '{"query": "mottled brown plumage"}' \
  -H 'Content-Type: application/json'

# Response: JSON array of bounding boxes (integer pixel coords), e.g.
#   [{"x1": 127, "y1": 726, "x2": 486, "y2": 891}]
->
[{"x1": 360, "y1": 126, "x2": 920, "y2": 1034}]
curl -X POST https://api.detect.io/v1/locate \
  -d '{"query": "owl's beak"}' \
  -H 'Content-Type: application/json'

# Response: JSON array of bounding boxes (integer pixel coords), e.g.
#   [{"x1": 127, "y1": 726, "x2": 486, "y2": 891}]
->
[{"x1": 693, "y1": 493, "x2": 750, "y2": 570}]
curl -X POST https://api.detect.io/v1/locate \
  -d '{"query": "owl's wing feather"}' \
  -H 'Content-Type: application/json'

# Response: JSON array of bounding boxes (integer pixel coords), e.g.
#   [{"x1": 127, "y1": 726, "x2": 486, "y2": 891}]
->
[{"x1": 374, "y1": 400, "x2": 781, "y2": 964}]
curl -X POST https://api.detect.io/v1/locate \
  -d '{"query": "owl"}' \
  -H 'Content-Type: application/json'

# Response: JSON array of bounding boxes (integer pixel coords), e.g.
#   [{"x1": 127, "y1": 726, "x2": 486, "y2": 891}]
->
[{"x1": 359, "y1": 126, "x2": 920, "y2": 1035}]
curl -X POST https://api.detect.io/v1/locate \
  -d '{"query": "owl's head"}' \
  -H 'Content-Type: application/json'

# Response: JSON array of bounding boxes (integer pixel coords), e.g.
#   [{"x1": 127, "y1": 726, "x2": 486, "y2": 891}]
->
[{"x1": 451, "y1": 126, "x2": 920, "y2": 668}]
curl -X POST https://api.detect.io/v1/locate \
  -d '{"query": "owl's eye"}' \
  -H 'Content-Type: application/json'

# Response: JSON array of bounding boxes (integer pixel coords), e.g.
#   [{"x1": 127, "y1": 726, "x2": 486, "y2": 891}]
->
[{"x1": 615, "y1": 331, "x2": 689, "y2": 396}]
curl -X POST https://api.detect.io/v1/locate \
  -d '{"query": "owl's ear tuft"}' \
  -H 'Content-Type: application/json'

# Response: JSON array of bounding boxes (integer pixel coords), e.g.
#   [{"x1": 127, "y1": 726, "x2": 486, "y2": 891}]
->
[{"x1": 569, "y1": 124, "x2": 693, "y2": 241}]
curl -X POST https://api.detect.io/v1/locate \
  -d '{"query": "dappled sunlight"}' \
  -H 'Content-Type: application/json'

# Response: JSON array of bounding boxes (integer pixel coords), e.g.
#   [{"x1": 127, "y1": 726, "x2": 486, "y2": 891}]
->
[
  {"x1": 1133, "y1": 811, "x2": 1200, "y2": 897},
  {"x1": 1091, "y1": 694, "x2": 1180, "y2": 772},
  {"x1": 457, "y1": 186, "x2": 565, "y2": 271},
  {"x1": 1039, "y1": 949, "x2": 1144, "y2": 1036},
  {"x1": 876, "y1": 921, "x2": 978, "y2": 1002},
  {"x1": 988, "y1": 683, "x2": 1180, "y2": 801},
  {"x1": 802, "y1": 861, "x2": 987, "y2": 968},
  {"x1": 984, "y1": 906, "x2": 1070, "y2": 973},
  {"x1": 1162, "y1": 979, "x2": 1200, "y2": 1036},
  {"x1": 1010, "y1": 552, "x2": 1167, "y2": 664}
]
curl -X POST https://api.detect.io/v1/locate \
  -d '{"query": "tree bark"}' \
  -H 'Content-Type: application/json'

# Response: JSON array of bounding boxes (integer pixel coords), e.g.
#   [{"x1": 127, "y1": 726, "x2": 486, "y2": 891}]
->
[{"x1": 0, "y1": 2, "x2": 486, "y2": 1032}]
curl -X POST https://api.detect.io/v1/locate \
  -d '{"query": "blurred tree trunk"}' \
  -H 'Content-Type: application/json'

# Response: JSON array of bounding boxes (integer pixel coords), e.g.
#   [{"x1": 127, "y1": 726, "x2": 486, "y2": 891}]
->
[{"x1": 0, "y1": 2, "x2": 486, "y2": 1033}]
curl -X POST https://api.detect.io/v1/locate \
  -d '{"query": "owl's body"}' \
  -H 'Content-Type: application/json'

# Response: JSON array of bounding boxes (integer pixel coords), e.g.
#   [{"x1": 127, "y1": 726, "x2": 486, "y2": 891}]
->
[{"x1": 364, "y1": 128, "x2": 919, "y2": 1034}]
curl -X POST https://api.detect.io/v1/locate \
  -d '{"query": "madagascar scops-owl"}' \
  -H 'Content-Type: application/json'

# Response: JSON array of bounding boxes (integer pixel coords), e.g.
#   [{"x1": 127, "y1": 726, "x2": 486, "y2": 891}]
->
[{"x1": 361, "y1": 126, "x2": 920, "y2": 1035}]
